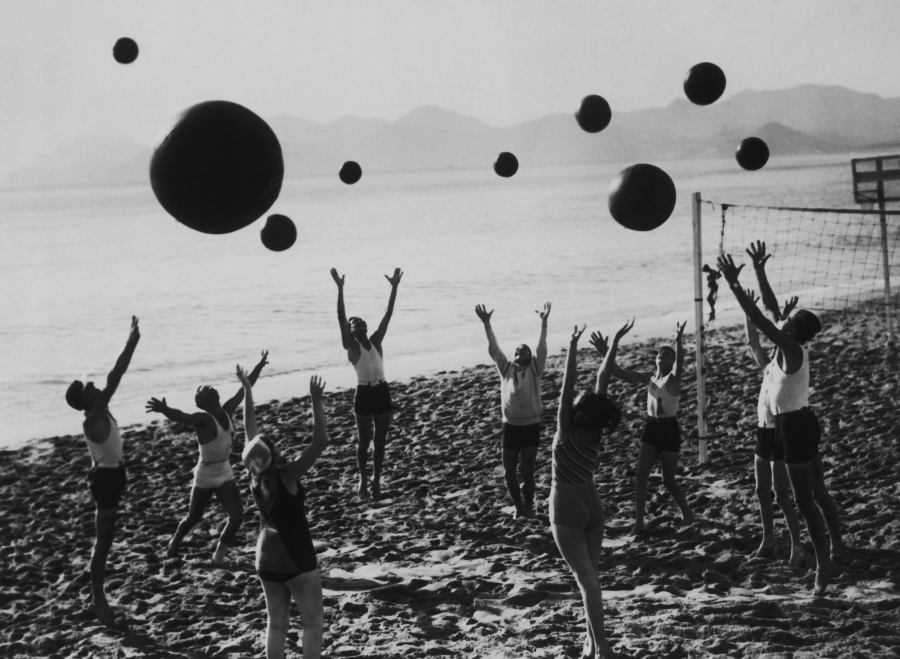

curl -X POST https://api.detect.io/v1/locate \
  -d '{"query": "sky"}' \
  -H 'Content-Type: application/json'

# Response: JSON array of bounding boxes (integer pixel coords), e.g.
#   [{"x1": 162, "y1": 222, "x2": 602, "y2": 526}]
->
[{"x1": 3, "y1": 0, "x2": 900, "y2": 178}]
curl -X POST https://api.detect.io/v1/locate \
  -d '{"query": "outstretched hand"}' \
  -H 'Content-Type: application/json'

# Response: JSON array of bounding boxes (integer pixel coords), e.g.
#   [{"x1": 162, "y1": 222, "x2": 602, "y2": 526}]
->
[
  {"x1": 385, "y1": 268, "x2": 403, "y2": 287},
  {"x1": 746, "y1": 240, "x2": 772, "y2": 269},
  {"x1": 309, "y1": 375, "x2": 325, "y2": 401},
  {"x1": 675, "y1": 320, "x2": 687, "y2": 338},
  {"x1": 745, "y1": 289, "x2": 760, "y2": 306},
  {"x1": 782, "y1": 295, "x2": 799, "y2": 318},
  {"x1": 616, "y1": 317, "x2": 635, "y2": 340},
  {"x1": 536, "y1": 302, "x2": 551, "y2": 322},
  {"x1": 236, "y1": 365, "x2": 251, "y2": 388},
  {"x1": 474, "y1": 304, "x2": 493, "y2": 325},
  {"x1": 716, "y1": 253, "x2": 745, "y2": 286},
  {"x1": 589, "y1": 331, "x2": 609, "y2": 356},
  {"x1": 129, "y1": 315, "x2": 140, "y2": 338},
  {"x1": 145, "y1": 397, "x2": 166, "y2": 413},
  {"x1": 330, "y1": 268, "x2": 345, "y2": 288},
  {"x1": 255, "y1": 350, "x2": 269, "y2": 370},
  {"x1": 571, "y1": 324, "x2": 586, "y2": 342}
]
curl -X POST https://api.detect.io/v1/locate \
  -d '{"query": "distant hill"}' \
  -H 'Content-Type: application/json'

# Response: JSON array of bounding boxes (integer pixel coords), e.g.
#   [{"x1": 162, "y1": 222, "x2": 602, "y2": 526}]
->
[{"x1": 4, "y1": 84, "x2": 900, "y2": 189}]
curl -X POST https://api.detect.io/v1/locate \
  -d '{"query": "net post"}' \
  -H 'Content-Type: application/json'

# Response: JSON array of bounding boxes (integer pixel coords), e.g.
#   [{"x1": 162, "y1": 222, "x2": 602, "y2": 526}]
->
[
  {"x1": 692, "y1": 192, "x2": 709, "y2": 465},
  {"x1": 875, "y1": 180, "x2": 896, "y2": 349}
]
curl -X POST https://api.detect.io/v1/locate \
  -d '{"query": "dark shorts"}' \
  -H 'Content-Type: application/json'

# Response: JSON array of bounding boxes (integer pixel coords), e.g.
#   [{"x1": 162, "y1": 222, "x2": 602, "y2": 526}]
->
[
  {"x1": 88, "y1": 465, "x2": 126, "y2": 510},
  {"x1": 501, "y1": 423, "x2": 540, "y2": 450},
  {"x1": 258, "y1": 570, "x2": 303, "y2": 582},
  {"x1": 641, "y1": 417, "x2": 681, "y2": 453},
  {"x1": 775, "y1": 407, "x2": 821, "y2": 464},
  {"x1": 354, "y1": 382, "x2": 392, "y2": 416},
  {"x1": 754, "y1": 426, "x2": 784, "y2": 462}
]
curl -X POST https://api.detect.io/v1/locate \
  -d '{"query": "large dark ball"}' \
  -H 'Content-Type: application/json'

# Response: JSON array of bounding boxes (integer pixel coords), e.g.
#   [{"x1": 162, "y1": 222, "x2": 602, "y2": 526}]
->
[
  {"x1": 150, "y1": 101, "x2": 284, "y2": 234},
  {"x1": 113, "y1": 37, "x2": 139, "y2": 64},
  {"x1": 494, "y1": 152, "x2": 519, "y2": 178},
  {"x1": 736, "y1": 137, "x2": 770, "y2": 170},
  {"x1": 607, "y1": 163, "x2": 677, "y2": 231},
  {"x1": 339, "y1": 161, "x2": 362, "y2": 185},
  {"x1": 683, "y1": 62, "x2": 726, "y2": 106},
  {"x1": 260, "y1": 214, "x2": 297, "y2": 252},
  {"x1": 575, "y1": 95, "x2": 611, "y2": 133}
]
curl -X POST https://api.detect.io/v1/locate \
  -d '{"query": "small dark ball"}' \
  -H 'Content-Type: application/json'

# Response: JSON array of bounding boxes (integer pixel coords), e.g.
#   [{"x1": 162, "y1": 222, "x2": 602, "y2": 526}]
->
[
  {"x1": 607, "y1": 163, "x2": 677, "y2": 231},
  {"x1": 149, "y1": 100, "x2": 284, "y2": 234},
  {"x1": 575, "y1": 95, "x2": 612, "y2": 133},
  {"x1": 736, "y1": 137, "x2": 770, "y2": 170},
  {"x1": 494, "y1": 152, "x2": 519, "y2": 178},
  {"x1": 339, "y1": 161, "x2": 362, "y2": 185},
  {"x1": 683, "y1": 62, "x2": 726, "y2": 106},
  {"x1": 113, "y1": 37, "x2": 139, "y2": 64},
  {"x1": 260, "y1": 214, "x2": 297, "y2": 252}
]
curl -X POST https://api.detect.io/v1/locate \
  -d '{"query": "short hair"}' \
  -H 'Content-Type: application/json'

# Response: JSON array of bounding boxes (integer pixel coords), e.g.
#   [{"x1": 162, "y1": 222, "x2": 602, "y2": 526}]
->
[
  {"x1": 242, "y1": 434, "x2": 273, "y2": 471},
  {"x1": 572, "y1": 391, "x2": 621, "y2": 433},
  {"x1": 65, "y1": 380, "x2": 85, "y2": 410},
  {"x1": 659, "y1": 345, "x2": 675, "y2": 357},
  {"x1": 792, "y1": 309, "x2": 822, "y2": 344}
]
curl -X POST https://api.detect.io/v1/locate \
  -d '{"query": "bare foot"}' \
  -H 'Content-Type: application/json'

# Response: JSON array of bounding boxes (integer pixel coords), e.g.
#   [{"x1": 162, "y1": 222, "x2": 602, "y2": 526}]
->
[
  {"x1": 753, "y1": 539, "x2": 776, "y2": 560},
  {"x1": 371, "y1": 480, "x2": 381, "y2": 501},
  {"x1": 211, "y1": 543, "x2": 227, "y2": 565},
  {"x1": 357, "y1": 481, "x2": 370, "y2": 501},
  {"x1": 813, "y1": 560, "x2": 834, "y2": 596},
  {"x1": 165, "y1": 537, "x2": 179, "y2": 558},
  {"x1": 92, "y1": 597, "x2": 128, "y2": 631}
]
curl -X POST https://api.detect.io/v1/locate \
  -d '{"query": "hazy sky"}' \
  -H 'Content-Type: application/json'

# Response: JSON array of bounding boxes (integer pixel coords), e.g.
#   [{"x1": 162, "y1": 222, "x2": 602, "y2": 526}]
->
[{"x1": 3, "y1": 0, "x2": 900, "y2": 177}]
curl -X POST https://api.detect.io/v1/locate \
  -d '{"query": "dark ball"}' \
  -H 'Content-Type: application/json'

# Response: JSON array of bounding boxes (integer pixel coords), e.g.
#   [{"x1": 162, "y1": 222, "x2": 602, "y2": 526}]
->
[
  {"x1": 494, "y1": 152, "x2": 518, "y2": 178},
  {"x1": 260, "y1": 214, "x2": 297, "y2": 252},
  {"x1": 339, "y1": 161, "x2": 362, "y2": 185},
  {"x1": 683, "y1": 62, "x2": 726, "y2": 106},
  {"x1": 150, "y1": 100, "x2": 284, "y2": 234},
  {"x1": 113, "y1": 37, "x2": 139, "y2": 64},
  {"x1": 736, "y1": 137, "x2": 770, "y2": 170},
  {"x1": 575, "y1": 95, "x2": 611, "y2": 133},
  {"x1": 607, "y1": 163, "x2": 677, "y2": 231}
]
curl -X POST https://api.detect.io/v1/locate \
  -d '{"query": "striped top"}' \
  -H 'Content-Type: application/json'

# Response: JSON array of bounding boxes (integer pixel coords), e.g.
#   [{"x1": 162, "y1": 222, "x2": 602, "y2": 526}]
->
[{"x1": 551, "y1": 427, "x2": 601, "y2": 485}]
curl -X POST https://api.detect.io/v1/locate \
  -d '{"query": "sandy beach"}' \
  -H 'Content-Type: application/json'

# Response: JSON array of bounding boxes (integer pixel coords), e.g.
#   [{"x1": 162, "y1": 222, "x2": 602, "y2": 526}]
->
[{"x1": 1, "y1": 301, "x2": 899, "y2": 658}]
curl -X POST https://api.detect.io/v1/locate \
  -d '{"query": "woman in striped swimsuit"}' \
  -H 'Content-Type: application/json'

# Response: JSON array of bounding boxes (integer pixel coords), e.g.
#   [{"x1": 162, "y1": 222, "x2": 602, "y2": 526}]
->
[{"x1": 550, "y1": 320, "x2": 630, "y2": 659}]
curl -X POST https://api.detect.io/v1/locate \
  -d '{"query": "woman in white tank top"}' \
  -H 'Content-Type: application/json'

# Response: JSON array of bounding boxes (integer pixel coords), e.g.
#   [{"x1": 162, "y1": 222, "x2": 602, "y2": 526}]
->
[
  {"x1": 331, "y1": 266, "x2": 403, "y2": 501},
  {"x1": 719, "y1": 252, "x2": 844, "y2": 596}
]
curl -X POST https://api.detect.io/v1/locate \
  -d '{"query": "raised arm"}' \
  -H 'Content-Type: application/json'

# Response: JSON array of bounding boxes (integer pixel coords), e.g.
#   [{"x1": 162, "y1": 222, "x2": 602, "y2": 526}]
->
[
  {"x1": 717, "y1": 253, "x2": 804, "y2": 372},
  {"x1": 330, "y1": 268, "x2": 352, "y2": 350},
  {"x1": 557, "y1": 325, "x2": 586, "y2": 430},
  {"x1": 223, "y1": 350, "x2": 268, "y2": 414},
  {"x1": 534, "y1": 302, "x2": 550, "y2": 372},
  {"x1": 144, "y1": 397, "x2": 208, "y2": 427},
  {"x1": 743, "y1": 289, "x2": 770, "y2": 369},
  {"x1": 672, "y1": 321, "x2": 687, "y2": 380},
  {"x1": 475, "y1": 304, "x2": 508, "y2": 368},
  {"x1": 87, "y1": 316, "x2": 140, "y2": 417},
  {"x1": 593, "y1": 323, "x2": 650, "y2": 386},
  {"x1": 284, "y1": 376, "x2": 329, "y2": 480},
  {"x1": 372, "y1": 268, "x2": 403, "y2": 346},
  {"x1": 236, "y1": 365, "x2": 258, "y2": 440},
  {"x1": 747, "y1": 241, "x2": 784, "y2": 322},
  {"x1": 593, "y1": 319, "x2": 634, "y2": 395}
]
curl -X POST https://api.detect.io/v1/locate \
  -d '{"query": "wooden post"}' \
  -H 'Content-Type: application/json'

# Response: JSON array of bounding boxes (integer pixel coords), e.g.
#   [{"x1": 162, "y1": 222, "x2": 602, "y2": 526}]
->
[{"x1": 691, "y1": 192, "x2": 708, "y2": 464}]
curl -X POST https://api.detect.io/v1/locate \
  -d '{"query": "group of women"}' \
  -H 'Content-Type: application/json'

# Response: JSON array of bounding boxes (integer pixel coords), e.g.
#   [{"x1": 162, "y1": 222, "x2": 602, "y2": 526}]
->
[{"x1": 66, "y1": 244, "x2": 843, "y2": 659}]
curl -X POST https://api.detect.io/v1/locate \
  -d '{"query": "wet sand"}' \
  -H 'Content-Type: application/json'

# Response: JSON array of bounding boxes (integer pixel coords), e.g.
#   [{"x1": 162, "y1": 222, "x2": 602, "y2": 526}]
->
[{"x1": 1, "y1": 301, "x2": 899, "y2": 658}]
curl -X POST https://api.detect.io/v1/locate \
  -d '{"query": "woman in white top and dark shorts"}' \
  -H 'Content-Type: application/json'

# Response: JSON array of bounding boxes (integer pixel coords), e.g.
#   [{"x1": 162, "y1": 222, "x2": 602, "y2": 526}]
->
[
  {"x1": 330, "y1": 267, "x2": 403, "y2": 501},
  {"x1": 719, "y1": 251, "x2": 844, "y2": 595}
]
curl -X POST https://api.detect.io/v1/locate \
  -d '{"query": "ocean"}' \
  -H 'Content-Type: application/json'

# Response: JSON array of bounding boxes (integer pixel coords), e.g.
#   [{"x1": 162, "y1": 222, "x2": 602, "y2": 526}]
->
[{"x1": 0, "y1": 152, "x2": 876, "y2": 449}]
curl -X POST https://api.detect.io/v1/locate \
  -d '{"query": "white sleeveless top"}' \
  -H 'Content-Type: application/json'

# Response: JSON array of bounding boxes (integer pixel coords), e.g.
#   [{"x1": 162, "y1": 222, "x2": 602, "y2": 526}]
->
[
  {"x1": 647, "y1": 373, "x2": 680, "y2": 419},
  {"x1": 353, "y1": 342, "x2": 385, "y2": 384},
  {"x1": 199, "y1": 414, "x2": 234, "y2": 464},
  {"x1": 757, "y1": 362, "x2": 775, "y2": 428},
  {"x1": 84, "y1": 411, "x2": 124, "y2": 467},
  {"x1": 765, "y1": 346, "x2": 810, "y2": 415}
]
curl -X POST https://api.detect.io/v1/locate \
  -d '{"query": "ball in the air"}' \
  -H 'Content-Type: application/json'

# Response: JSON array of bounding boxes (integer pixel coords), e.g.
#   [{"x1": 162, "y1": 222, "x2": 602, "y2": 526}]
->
[
  {"x1": 339, "y1": 161, "x2": 362, "y2": 185},
  {"x1": 113, "y1": 37, "x2": 139, "y2": 64},
  {"x1": 260, "y1": 214, "x2": 297, "y2": 251},
  {"x1": 494, "y1": 152, "x2": 519, "y2": 178},
  {"x1": 150, "y1": 100, "x2": 284, "y2": 234},
  {"x1": 683, "y1": 62, "x2": 726, "y2": 106},
  {"x1": 576, "y1": 95, "x2": 611, "y2": 133},
  {"x1": 607, "y1": 163, "x2": 677, "y2": 231},
  {"x1": 736, "y1": 137, "x2": 769, "y2": 170}
]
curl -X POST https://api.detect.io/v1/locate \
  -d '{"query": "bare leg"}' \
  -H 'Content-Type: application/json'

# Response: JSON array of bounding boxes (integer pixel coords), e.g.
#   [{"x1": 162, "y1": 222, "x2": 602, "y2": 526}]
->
[
  {"x1": 771, "y1": 460, "x2": 804, "y2": 566},
  {"x1": 168, "y1": 486, "x2": 215, "y2": 556},
  {"x1": 502, "y1": 448, "x2": 524, "y2": 515},
  {"x1": 91, "y1": 507, "x2": 125, "y2": 629},
  {"x1": 355, "y1": 414, "x2": 374, "y2": 499},
  {"x1": 519, "y1": 446, "x2": 539, "y2": 516},
  {"x1": 286, "y1": 570, "x2": 324, "y2": 659},
  {"x1": 660, "y1": 450, "x2": 694, "y2": 524},
  {"x1": 633, "y1": 442, "x2": 657, "y2": 533},
  {"x1": 753, "y1": 455, "x2": 776, "y2": 556},
  {"x1": 787, "y1": 461, "x2": 832, "y2": 595},
  {"x1": 810, "y1": 455, "x2": 844, "y2": 562},
  {"x1": 371, "y1": 412, "x2": 392, "y2": 500},
  {"x1": 261, "y1": 578, "x2": 292, "y2": 659},
  {"x1": 212, "y1": 480, "x2": 243, "y2": 563}
]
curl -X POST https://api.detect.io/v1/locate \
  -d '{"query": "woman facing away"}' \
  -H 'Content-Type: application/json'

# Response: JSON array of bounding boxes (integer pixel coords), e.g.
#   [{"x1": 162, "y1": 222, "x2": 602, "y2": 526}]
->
[
  {"x1": 549, "y1": 320, "x2": 630, "y2": 659},
  {"x1": 145, "y1": 350, "x2": 269, "y2": 563},
  {"x1": 238, "y1": 366, "x2": 329, "y2": 659},
  {"x1": 743, "y1": 240, "x2": 804, "y2": 565},
  {"x1": 330, "y1": 267, "x2": 402, "y2": 501},
  {"x1": 718, "y1": 251, "x2": 845, "y2": 595},
  {"x1": 610, "y1": 320, "x2": 694, "y2": 533},
  {"x1": 65, "y1": 315, "x2": 140, "y2": 629}
]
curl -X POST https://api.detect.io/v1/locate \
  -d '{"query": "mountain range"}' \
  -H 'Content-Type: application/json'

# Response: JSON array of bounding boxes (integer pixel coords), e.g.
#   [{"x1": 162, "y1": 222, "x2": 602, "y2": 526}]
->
[{"x1": 4, "y1": 84, "x2": 900, "y2": 189}]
